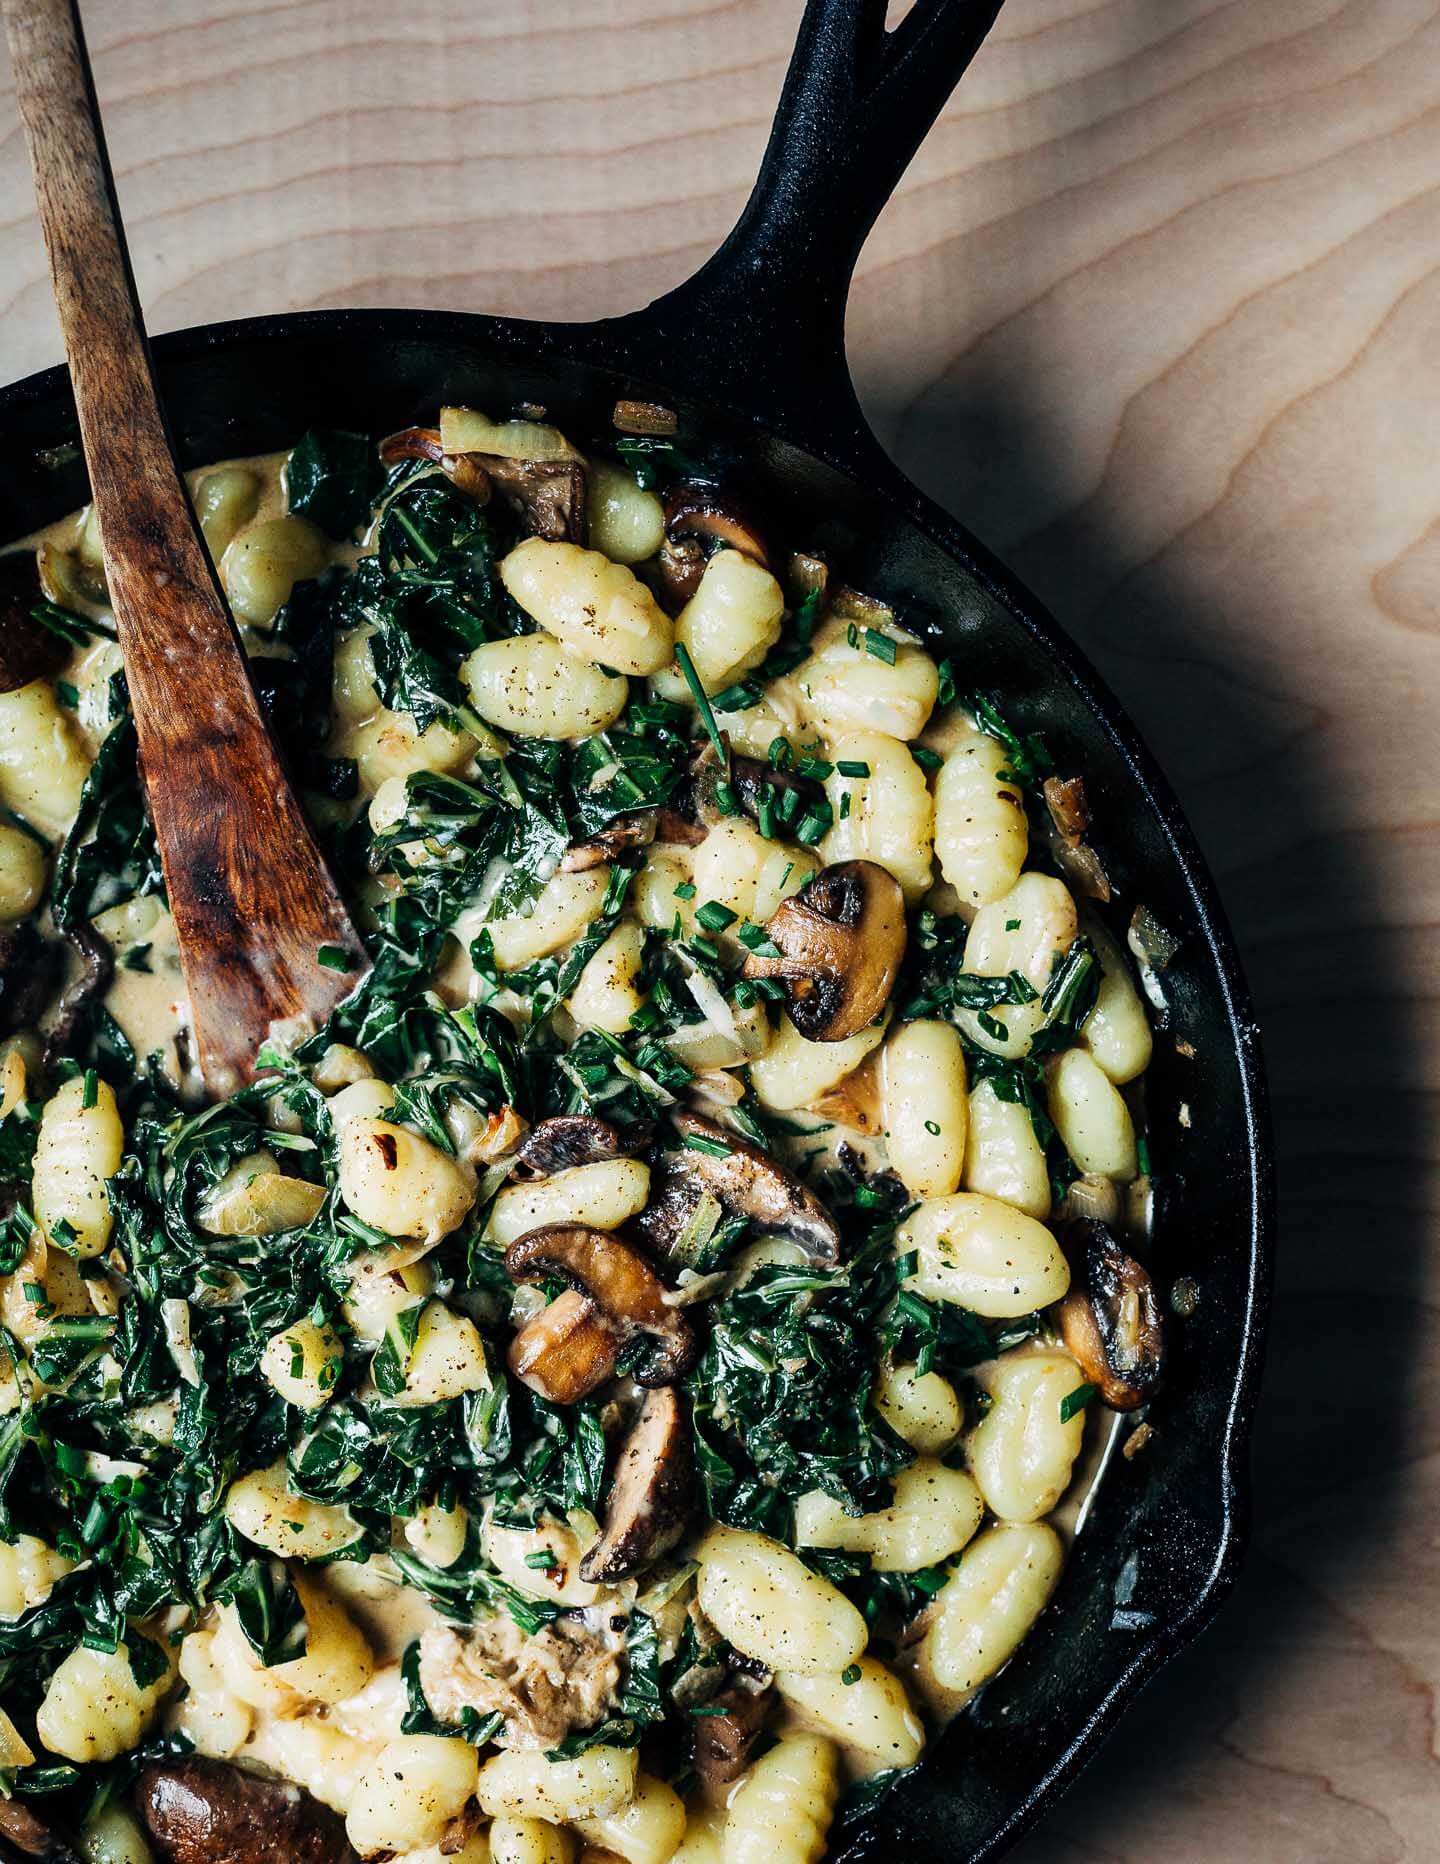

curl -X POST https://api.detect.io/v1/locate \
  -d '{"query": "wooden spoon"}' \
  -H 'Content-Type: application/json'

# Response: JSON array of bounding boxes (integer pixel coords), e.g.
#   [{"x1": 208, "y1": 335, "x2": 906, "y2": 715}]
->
[{"x1": 2, "y1": 0, "x2": 368, "y2": 1092}]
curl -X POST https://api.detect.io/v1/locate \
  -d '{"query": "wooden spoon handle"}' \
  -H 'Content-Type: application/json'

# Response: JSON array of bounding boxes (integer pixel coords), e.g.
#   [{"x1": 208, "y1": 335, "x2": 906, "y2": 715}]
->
[{"x1": 3, "y1": 0, "x2": 367, "y2": 1091}]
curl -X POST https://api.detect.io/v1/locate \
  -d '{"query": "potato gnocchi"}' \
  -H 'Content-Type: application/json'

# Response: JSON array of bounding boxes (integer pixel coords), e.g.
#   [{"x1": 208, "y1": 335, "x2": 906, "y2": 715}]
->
[{"x1": 0, "y1": 406, "x2": 1166, "y2": 1863}]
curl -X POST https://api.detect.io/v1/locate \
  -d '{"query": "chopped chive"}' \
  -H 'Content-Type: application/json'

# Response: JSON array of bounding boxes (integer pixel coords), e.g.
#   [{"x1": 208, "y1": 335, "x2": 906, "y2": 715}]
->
[
  {"x1": 835, "y1": 760, "x2": 870, "y2": 778},
  {"x1": 767, "y1": 736, "x2": 793, "y2": 769},
  {"x1": 795, "y1": 805, "x2": 831, "y2": 845},
  {"x1": 696, "y1": 901, "x2": 737, "y2": 933},
  {"x1": 865, "y1": 629, "x2": 897, "y2": 664},
  {"x1": 839, "y1": 793, "x2": 851, "y2": 820},
  {"x1": 688, "y1": 934, "x2": 722, "y2": 965},
  {"x1": 524, "y1": 1549, "x2": 558, "y2": 1570},
  {"x1": 1059, "y1": 1382, "x2": 1097, "y2": 1424},
  {"x1": 924, "y1": 1120, "x2": 941, "y2": 1136},
  {"x1": 732, "y1": 979, "x2": 758, "y2": 1008},
  {"x1": 911, "y1": 745, "x2": 942, "y2": 772},
  {"x1": 1136, "y1": 1135, "x2": 1151, "y2": 1176},
  {"x1": 81, "y1": 1069, "x2": 98, "y2": 1110},
  {"x1": 841, "y1": 1663, "x2": 862, "y2": 1685},
  {"x1": 684, "y1": 1134, "x2": 732, "y2": 1158},
  {"x1": 55, "y1": 680, "x2": 79, "y2": 709},
  {"x1": 675, "y1": 642, "x2": 728, "y2": 763},
  {"x1": 846, "y1": 621, "x2": 860, "y2": 649},
  {"x1": 796, "y1": 755, "x2": 833, "y2": 781},
  {"x1": 673, "y1": 881, "x2": 697, "y2": 901},
  {"x1": 316, "y1": 944, "x2": 351, "y2": 972},
  {"x1": 714, "y1": 780, "x2": 740, "y2": 817},
  {"x1": 1005, "y1": 919, "x2": 1021, "y2": 931}
]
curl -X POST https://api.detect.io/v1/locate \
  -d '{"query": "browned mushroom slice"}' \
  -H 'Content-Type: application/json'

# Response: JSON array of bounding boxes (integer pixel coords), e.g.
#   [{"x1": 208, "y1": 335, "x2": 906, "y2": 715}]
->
[
  {"x1": 0, "y1": 1796, "x2": 81, "y2": 1864},
  {"x1": 580, "y1": 1386, "x2": 695, "y2": 1582},
  {"x1": 653, "y1": 805, "x2": 707, "y2": 848},
  {"x1": 0, "y1": 922, "x2": 62, "y2": 1037},
  {"x1": 657, "y1": 486, "x2": 770, "y2": 606},
  {"x1": 692, "y1": 1679, "x2": 776, "y2": 1791},
  {"x1": 742, "y1": 860, "x2": 906, "y2": 1043},
  {"x1": 505, "y1": 1225, "x2": 697, "y2": 1386},
  {"x1": 377, "y1": 425, "x2": 492, "y2": 500},
  {"x1": 1053, "y1": 1218, "x2": 1164, "y2": 1410},
  {"x1": 511, "y1": 1114, "x2": 650, "y2": 1180},
  {"x1": 0, "y1": 551, "x2": 68, "y2": 693},
  {"x1": 42, "y1": 919, "x2": 115, "y2": 1066},
  {"x1": 1043, "y1": 773, "x2": 1111, "y2": 903},
  {"x1": 658, "y1": 1109, "x2": 842, "y2": 1265},
  {"x1": 685, "y1": 743, "x2": 826, "y2": 834},
  {"x1": 136, "y1": 1758, "x2": 358, "y2": 1864},
  {"x1": 561, "y1": 811, "x2": 658, "y2": 872},
  {"x1": 508, "y1": 1289, "x2": 622, "y2": 1405},
  {"x1": 479, "y1": 456, "x2": 587, "y2": 544}
]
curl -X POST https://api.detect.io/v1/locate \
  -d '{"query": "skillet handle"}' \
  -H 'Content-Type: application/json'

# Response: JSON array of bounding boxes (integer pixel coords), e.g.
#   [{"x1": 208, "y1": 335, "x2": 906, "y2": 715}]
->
[{"x1": 607, "y1": 0, "x2": 1006, "y2": 446}]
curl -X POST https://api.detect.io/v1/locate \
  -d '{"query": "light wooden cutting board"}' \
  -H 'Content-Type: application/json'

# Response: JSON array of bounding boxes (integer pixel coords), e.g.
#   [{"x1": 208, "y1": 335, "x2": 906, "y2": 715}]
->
[{"x1": 2, "y1": 2, "x2": 1437, "y2": 1856}]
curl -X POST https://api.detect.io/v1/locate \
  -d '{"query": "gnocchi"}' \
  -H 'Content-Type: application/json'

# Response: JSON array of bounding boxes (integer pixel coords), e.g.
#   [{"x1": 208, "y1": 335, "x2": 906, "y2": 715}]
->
[
  {"x1": 899, "y1": 1192, "x2": 1070, "y2": 1318},
  {"x1": 502, "y1": 537, "x2": 673, "y2": 676},
  {"x1": 696, "y1": 1526, "x2": 867, "y2": 1674},
  {"x1": 721, "y1": 1734, "x2": 839, "y2": 1864}
]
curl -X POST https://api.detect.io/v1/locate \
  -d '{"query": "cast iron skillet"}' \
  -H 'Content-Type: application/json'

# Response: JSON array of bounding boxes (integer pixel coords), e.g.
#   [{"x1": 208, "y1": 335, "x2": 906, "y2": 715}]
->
[{"x1": 0, "y1": 1, "x2": 1272, "y2": 1857}]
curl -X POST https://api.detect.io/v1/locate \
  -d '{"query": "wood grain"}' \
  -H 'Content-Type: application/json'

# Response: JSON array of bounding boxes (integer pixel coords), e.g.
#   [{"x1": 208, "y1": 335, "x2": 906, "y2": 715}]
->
[
  {"x1": 2, "y1": 0, "x2": 1437, "y2": 1854},
  {"x1": 2, "y1": 0, "x2": 367, "y2": 1090}
]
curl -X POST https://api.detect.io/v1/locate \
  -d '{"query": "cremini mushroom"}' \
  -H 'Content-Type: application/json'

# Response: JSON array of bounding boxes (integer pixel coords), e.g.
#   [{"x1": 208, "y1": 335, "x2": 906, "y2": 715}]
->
[
  {"x1": 481, "y1": 455, "x2": 587, "y2": 544},
  {"x1": 512, "y1": 1114, "x2": 648, "y2": 1180},
  {"x1": 378, "y1": 425, "x2": 491, "y2": 501},
  {"x1": 0, "y1": 923, "x2": 60, "y2": 1039},
  {"x1": 561, "y1": 812, "x2": 658, "y2": 872},
  {"x1": 0, "y1": 552, "x2": 67, "y2": 692},
  {"x1": 0, "y1": 1793, "x2": 81, "y2": 1864},
  {"x1": 636, "y1": 1109, "x2": 841, "y2": 1267},
  {"x1": 508, "y1": 1289, "x2": 622, "y2": 1406},
  {"x1": 742, "y1": 859, "x2": 906, "y2": 1043},
  {"x1": 1043, "y1": 773, "x2": 1111, "y2": 903},
  {"x1": 691, "y1": 1676, "x2": 775, "y2": 1792},
  {"x1": 504, "y1": 1225, "x2": 697, "y2": 1386},
  {"x1": 579, "y1": 1386, "x2": 694, "y2": 1583},
  {"x1": 1053, "y1": 1218, "x2": 1165, "y2": 1410},
  {"x1": 687, "y1": 743, "x2": 826, "y2": 834},
  {"x1": 657, "y1": 486, "x2": 770, "y2": 606}
]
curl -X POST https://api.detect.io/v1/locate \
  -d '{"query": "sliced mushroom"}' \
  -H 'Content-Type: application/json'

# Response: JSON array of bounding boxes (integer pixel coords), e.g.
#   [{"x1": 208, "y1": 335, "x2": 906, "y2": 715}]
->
[
  {"x1": 692, "y1": 1678, "x2": 775, "y2": 1791},
  {"x1": 0, "y1": 1797, "x2": 81, "y2": 1864},
  {"x1": 512, "y1": 1115, "x2": 649, "y2": 1180},
  {"x1": 654, "y1": 805, "x2": 707, "y2": 848},
  {"x1": 637, "y1": 1109, "x2": 841, "y2": 1267},
  {"x1": 658, "y1": 486, "x2": 770, "y2": 606},
  {"x1": 482, "y1": 456, "x2": 587, "y2": 544},
  {"x1": 0, "y1": 551, "x2": 67, "y2": 693},
  {"x1": 742, "y1": 860, "x2": 906, "y2": 1043},
  {"x1": 579, "y1": 1386, "x2": 694, "y2": 1582},
  {"x1": 136, "y1": 1758, "x2": 358, "y2": 1864},
  {"x1": 0, "y1": 922, "x2": 61, "y2": 1039},
  {"x1": 505, "y1": 1225, "x2": 697, "y2": 1386},
  {"x1": 377, "y1": 425, "x2": 492, "y2": 501},
  {"x1": 1043, "y1": 773, "x2": 1111, "y2": 903},
  {"x1": 561, "y1": 812, "x2": 658, "y2": 872},
  {"x1": 42, "y1": 919, "x2": 116, "y2": 1067},
  {"x1": 686, "y1": 743, "x2": 826, "y2": 834},
  {"x1": 508, "y1": 1288, "x2": 622, "y2": 1405},
  {"x1": 1053, "y1": 1218, "x2": 1165, "y2": 1410}
]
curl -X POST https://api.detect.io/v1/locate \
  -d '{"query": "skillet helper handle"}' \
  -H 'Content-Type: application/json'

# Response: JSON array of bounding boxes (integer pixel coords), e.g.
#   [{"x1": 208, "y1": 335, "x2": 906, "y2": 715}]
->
[
  {"x1": 2, "y1": 0, "x2": 368, "y2": 1091},
  {"x1": 625, "y1": 0, "x2": 1007, "y2": 438}
]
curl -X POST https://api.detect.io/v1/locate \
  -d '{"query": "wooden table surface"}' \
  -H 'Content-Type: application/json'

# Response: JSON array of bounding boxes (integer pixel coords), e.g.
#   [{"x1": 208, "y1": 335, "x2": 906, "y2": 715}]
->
[{"x1": 3, "y1": 2, "x2": 1437, "y2": 1857}]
